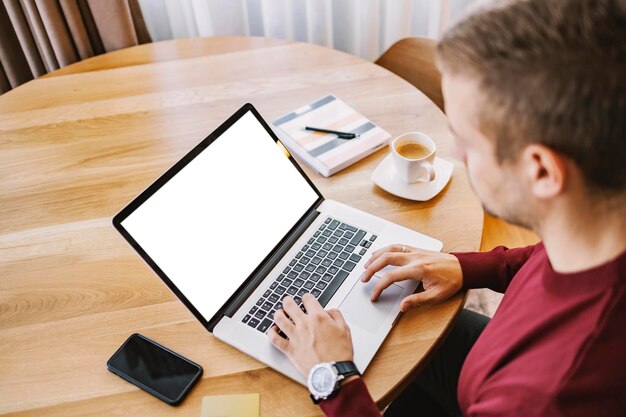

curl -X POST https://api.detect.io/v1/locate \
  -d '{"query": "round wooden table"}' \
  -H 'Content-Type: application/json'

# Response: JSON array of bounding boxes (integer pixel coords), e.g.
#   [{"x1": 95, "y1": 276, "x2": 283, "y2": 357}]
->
[{"x1": 0, "y1": 37, "x2": 483, "y2": 416}]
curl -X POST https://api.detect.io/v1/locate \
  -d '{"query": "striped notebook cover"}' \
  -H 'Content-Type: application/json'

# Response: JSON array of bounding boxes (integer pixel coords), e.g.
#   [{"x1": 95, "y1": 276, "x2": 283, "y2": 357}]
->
[{"x1": 272, "y1": 95, "x2": 391, "y2": 177}]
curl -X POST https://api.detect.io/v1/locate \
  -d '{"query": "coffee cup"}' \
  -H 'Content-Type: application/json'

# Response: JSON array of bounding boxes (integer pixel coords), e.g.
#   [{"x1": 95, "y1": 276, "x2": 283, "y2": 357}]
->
[{"x1": 390, "y1": 132, "x2": 436, "y2": 183}]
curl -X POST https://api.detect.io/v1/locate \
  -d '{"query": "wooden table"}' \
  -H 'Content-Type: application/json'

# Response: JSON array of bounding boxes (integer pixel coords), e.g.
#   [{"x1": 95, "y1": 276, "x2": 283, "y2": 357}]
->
[{"x1": 0, "y1": 37, "x2": 483, "y2": 416}]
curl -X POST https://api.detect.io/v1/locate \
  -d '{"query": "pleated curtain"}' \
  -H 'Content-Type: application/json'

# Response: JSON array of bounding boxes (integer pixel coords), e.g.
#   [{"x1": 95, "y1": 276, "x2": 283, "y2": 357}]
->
[{"x1": 0, "y1": 0, "x2": 151, "y2": 94}]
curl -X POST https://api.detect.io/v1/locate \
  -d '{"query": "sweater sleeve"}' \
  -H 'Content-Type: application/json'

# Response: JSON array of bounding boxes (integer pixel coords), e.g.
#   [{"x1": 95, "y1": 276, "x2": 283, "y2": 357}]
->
[
  {"x1": 452, "y1": 244, "x2": 539, "y2": 293},
  {"x1": 319, "y1": 378, "x2": 382, "y2": 417}
]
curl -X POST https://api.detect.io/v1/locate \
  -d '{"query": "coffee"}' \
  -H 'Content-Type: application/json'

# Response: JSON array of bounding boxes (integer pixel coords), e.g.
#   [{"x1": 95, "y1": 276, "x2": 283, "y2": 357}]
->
[{"x1": 395, "y1": 143, "x2": 431, "y2": 159}]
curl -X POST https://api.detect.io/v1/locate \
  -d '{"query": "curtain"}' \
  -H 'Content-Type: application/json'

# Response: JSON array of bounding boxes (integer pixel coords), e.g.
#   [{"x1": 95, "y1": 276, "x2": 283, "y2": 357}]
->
[
  {"x1": 0, "y1": 0, "x2": 151, "y2": 94},
  {"x1": 139, "y1": 0, "x2": 477, "y2": 62}
]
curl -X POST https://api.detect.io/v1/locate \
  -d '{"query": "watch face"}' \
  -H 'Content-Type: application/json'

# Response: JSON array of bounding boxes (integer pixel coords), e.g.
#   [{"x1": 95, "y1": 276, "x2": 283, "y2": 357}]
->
[{"x1": 311, "y1": 366, "x2": 335, "y2": 395}]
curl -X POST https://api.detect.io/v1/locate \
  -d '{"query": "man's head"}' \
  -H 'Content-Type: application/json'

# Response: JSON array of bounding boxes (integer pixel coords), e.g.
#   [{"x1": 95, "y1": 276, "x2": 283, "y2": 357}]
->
[{"x1": 436, "y1": 0, "x2": 626, "y2": 229}]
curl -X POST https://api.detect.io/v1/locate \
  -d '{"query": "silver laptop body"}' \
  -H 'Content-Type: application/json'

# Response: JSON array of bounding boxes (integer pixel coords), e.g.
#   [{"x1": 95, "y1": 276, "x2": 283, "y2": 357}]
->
[{"x1": 113, "y1": 104, "x2": 442, "y2": 385}]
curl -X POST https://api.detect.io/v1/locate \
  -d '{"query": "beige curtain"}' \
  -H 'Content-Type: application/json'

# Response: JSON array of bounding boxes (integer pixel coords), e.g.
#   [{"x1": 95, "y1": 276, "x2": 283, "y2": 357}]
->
[{"x1": 0, "y1": 0, "x2": 151, "y2": 94}]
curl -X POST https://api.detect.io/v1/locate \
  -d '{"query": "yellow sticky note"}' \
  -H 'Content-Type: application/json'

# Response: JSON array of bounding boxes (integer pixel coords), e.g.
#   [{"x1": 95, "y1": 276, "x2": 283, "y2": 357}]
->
[{"x1": 200, "y1": 393, "x2": 260, "y2": 417}]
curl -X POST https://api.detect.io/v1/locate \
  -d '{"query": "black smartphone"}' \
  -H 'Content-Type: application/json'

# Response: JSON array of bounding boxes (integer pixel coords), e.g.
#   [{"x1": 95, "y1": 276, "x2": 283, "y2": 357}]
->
[{"x1": 107, "y1": 333, "x2": 203, "y2": 405}]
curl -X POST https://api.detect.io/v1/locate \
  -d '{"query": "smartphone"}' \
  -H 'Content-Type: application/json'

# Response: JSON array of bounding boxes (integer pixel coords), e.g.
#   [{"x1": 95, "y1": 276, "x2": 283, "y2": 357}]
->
[{"x1": 107, "y1": 333, "x2": 203, "y2": 405}]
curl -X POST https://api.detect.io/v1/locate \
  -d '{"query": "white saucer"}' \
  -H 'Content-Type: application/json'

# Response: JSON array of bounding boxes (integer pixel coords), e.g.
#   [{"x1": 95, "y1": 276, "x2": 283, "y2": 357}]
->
[{"x1": 371, "y1": 155, "x2": 454, "y2": 201}]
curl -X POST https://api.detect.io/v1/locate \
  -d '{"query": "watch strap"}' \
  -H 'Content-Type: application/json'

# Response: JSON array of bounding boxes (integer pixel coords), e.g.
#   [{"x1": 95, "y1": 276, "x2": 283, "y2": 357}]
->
[{"x1": 334, "y1": 361, "x2": 360, "y2": 378}]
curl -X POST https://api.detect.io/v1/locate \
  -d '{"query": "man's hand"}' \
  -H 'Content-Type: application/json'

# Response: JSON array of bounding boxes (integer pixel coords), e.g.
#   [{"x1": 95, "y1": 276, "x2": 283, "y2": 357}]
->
[
  {"x1": 362, "y1": 245, "x2": 463, "y2": 312},
  {"x1": 267, "y1": 294, "x2": 354, "y2": 377}
]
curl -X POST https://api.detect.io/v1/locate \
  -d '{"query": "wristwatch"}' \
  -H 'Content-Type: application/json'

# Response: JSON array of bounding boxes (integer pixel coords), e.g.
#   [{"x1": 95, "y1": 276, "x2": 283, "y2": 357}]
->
[{"x1": 307, "y1": 361, "x2": 361, "y2": 404}]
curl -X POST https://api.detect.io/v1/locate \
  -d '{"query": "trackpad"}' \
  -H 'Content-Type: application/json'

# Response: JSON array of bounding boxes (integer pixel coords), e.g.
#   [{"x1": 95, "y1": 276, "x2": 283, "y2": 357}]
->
[{"x1": 339, "y1": 277, "x2": 404, "y2": 334}]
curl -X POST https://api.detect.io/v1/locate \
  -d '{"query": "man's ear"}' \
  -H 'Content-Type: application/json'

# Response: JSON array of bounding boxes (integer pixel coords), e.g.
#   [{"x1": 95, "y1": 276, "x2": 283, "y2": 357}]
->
[{"x1": 521, "y1": 144, "x2": 568, "y2": 199}]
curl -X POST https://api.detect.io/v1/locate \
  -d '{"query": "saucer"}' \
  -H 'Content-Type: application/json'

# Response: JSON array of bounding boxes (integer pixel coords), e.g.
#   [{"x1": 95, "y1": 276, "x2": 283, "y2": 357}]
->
[{"x1": 371, "y1": 155, "x2": 454, "y2": 201}]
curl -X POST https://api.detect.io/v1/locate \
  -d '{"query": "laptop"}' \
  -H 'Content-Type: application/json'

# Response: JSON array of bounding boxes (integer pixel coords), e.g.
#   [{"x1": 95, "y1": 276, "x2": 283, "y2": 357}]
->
[{"x1": 113, "y1": 103, "x2": 442, "y2": 384}]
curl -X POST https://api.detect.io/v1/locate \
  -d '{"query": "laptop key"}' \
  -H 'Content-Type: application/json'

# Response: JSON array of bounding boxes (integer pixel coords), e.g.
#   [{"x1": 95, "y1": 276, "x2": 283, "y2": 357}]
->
[
  {"x1": 257, "y1": 319, "x2": 273, "y2": 333},
  {"x1": 360, "y1": 248, "x2": 367, "y2": 256},
  {"x1": 255, "y1": 310, "x2": 266, "y2": 320},
  {"x1": 270, "y1": 282, "x2": 277, "y2": 290},
  {"x1": 262, "y1": 302, "x2": 273, "y2": 311},
  {"x1": 329, "y1": 220, "x2": 340, "y2": 230},
  {"x1": 296, "y1": 251, "x2": 303, "y2": 259},
  {"x1": 333, "y1": 244, "x2": 343, "y2": 253},
  {"x1": 310, "y1": 273, "x2": 321, "y2": 282},
  {"x1": 316, "y1": 281, "x2": 327, "y2": 290},
  {"x1": 321, "y1": 259, "x2": 332, "y2": 267},
  {"x1": 329, "y1": 236, "x2": 338, "y2": 244},
  {"x1": 305, "y1": 264, "x2": 316, "y2": 272},
  {"x1": 300, "y1": 271, "x2": 311, "y2": 279},
  {"x1": 268, "y1": 310, "x2": 275, "y2": 319},
  {"x1": 248, "y1": 318, "x2": 260, "y2": 328},
  {"x1": 242, "y1": 314, "x2": 251, "y2": 324},
  {"x1": 317, "y1": 236, "x2": 327, "y2": 244},
  {"x1": 323, "y1": 243, "x2": 333, "y2": 251},
  {"x1": 344, "y1": 231, "x2": 354, "y2": 239},
  {"x1": 308, "y1": 238, "x2": 315, "y2": 244},
  {"x1": 312, "y1": 243, "x2": 321, "y2": 251},
  {"x1": 311, "y1": 288, "x2": 321, "y2": 298},
  {"x1": 350, "y1": 253, "x2": 362, "y2": 263},
  {"x1": 311, "y1": 257, "x2": 322, "y2": 265},
  {"x1": 294, "y1": 296, "x2": 302, "y2": 304},
  {"x1": 345, "y1": 225, "x2": 357, "y2": 232},
  {"x1": 263, "y1": 290, "x2": 271, "y2": 298},
  {"x1": 328, "y1": 266, "x2": 339, "y2": 274},
  {"x1": 275, "y1": 286, "x2": 286, "y2": 295},
  {"x1": 315, "y1": 266, "x2": 327, "y2": 274},
  {"x1": 318, "y1": 270, "x2": 349, "y2": 307},
  {"x1": 256, "y1": 298, "x2": 264, "y2": 306},
  {"x1": 306, "y1": 250, "x2": 316, "y2": 258},
  {"x1": 314, "y1": 231, "x2": 320, "y2": 238},
  {"x1": 364, "y1": 241, "x2": 372, "y2": 248},
  {"x1": 277, "y1": 274, "x2": 285, "y2": 282},
  {"x1": 328, "y1": 251, "x2": 338, "y2": 260},
  {"x1": 339, "y1": 251, "x2": 349, "y2": 260},
  {"x1": 350, "y1": 230, "x2": 366, "y2": 246},
  {"x1": 324, "y1": 218, "x2": 332, "y2": 224},
  {"x1": 284, "y1": 266, "x2": 291, "y2": 273},
  {"x1": 282, "y1": 278, "x2": 293, "y2": 287},
  {"x1": 269, "y1": 293, "x2": 279, "y2": 303},
  {"x1": 294, "y1": 264, "x2": 304, "y2": 272},
  {"x1": 249, "y1": 306, "x2": 258, "y2": 315},
  {"x1": 288, "y1": 271, "x2": 298, "y2": 279},
  {"x1": 370, "y1": 235, "x2": 377, "y2": 241},
  {"x1": 333, "y1": 230, "x2": 343, "y2": 237},
  {"x1": 304, "y1": 280, "x2": 315, "y2": 289},
  {"x1": 343, "y1": 261, "x2": 356, "y2": 271},
  {"x1": 322, "y1": 230, "x2": 331, "y2": 237},
  {"x1": 275, "y1": 301, "x2": 283, "y2": 310},
  {"x1": 287, "y1": 286, "x2": 298, "y2": 295},
  {"x1": 301, "y1": 256, "x2": 311, "y2": 265},
  {"x1": 318, "y1": 249, "x2": 328, "y2": 258},
  {"x1": 322, "y1": 274, "x2": 333, "y2": 282},
  {"x1": 333, "y1": 259, "x2": 345, "y2": 268},
  {"x1": 294, "y1": 278, "x2": 305, "y2": 287}
]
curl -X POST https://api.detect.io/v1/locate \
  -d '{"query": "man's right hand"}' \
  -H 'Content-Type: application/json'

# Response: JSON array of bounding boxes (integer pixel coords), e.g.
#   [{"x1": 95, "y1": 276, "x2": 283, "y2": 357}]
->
[{"x1": 361, "y1": 245, "x2": 464, "y2": 312}]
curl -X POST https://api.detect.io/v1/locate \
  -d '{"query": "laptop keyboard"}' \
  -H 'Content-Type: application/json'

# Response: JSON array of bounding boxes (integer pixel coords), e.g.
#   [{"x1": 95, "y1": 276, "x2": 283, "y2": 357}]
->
[{"x1": 241, "y1": 216, "x2": 377, "y2": 333}]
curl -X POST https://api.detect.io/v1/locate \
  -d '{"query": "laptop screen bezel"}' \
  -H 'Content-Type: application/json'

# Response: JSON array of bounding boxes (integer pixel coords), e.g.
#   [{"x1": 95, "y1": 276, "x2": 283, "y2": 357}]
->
[{"x1": 112, "y1": 103, "x2": 324, "y2": 331}]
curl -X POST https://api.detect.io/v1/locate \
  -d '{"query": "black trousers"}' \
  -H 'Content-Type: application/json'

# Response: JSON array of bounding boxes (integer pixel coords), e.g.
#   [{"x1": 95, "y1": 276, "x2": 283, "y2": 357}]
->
[{"x1": 384, "y1": 309, "x2": 490, "y2": 417}]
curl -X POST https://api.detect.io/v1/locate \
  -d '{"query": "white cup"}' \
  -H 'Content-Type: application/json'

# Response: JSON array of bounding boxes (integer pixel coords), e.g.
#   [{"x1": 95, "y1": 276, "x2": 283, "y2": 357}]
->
[{"x1": 390, "y1": 132, "x2": 437, "y2": 184}]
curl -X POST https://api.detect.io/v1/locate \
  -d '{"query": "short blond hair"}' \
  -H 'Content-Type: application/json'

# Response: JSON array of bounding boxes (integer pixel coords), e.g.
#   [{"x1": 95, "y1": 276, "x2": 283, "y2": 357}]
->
[{"x1": 437, "y1": 0, "x2": 626, "y2": 193}]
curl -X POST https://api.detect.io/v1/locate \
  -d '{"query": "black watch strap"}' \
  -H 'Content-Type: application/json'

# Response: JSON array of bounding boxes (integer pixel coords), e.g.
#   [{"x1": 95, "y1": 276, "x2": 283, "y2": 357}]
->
[{"x1": 335, "y1": 361, "x2": 360, "y2": 378}]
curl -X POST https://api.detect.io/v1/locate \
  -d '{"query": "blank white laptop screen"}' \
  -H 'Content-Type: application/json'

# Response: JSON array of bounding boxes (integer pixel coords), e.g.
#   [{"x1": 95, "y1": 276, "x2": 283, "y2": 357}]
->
[{"x1": 121, "y1": 111, "x2": 319, "y2": 322}]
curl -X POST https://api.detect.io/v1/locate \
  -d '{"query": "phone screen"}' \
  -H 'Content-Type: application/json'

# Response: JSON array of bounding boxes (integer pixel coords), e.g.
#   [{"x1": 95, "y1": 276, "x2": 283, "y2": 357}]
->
[{"x1": 107, "y1": 334, "x2": 202, "y2": 405}]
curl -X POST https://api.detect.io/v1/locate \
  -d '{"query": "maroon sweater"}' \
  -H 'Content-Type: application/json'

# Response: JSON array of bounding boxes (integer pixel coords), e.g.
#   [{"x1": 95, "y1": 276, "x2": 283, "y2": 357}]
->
[{"x1": 320, "y1": 244, "x2": 626, "y2": 417}]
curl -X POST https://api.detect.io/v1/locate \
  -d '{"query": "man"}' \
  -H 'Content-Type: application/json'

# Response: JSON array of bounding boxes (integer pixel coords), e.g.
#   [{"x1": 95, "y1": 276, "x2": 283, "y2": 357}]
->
[{"x1": 268, "y1": 0, "x2": 626, "y2": 415}]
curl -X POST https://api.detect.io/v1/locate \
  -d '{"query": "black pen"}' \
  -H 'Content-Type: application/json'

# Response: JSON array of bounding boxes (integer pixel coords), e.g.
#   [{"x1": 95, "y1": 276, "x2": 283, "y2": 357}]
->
[{"x1": 305, "y1": 126, "x2": 359, "y2": 139}]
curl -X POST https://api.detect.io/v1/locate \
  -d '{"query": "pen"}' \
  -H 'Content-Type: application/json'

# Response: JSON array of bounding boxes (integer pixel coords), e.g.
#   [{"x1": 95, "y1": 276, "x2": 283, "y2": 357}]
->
[{"x1": 305, "y1": 126, "x2": 359, "y2": 139}]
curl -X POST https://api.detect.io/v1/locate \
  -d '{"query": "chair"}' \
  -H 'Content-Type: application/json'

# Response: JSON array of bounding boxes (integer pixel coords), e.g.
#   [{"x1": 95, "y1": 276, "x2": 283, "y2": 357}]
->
[{"x1": 0, "y1": 0, "x2": 151, "y2": 94}]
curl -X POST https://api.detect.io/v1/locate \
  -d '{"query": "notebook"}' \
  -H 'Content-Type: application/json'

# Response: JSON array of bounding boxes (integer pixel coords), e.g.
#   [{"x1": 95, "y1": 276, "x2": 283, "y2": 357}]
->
[{"x1": 272, "y1": 95, "x2": 391, "y2": 177}]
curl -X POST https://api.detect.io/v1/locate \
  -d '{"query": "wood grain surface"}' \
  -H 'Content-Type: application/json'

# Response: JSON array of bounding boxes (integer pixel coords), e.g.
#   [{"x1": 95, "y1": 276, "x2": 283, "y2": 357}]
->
[{"x1": 0, "y1": 37, "x2": 483, "y2": 416}]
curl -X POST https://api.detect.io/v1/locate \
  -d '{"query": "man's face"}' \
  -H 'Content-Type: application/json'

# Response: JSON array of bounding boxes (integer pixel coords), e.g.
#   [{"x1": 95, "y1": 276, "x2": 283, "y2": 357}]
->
[{"x1": 441, "y1": 72, "x2": 535, "y2": 229}]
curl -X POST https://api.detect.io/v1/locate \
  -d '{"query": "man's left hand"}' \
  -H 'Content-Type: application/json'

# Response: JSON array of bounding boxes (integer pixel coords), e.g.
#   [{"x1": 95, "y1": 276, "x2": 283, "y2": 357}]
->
[{"x1": 267, "y1": 293, "x2": 354, "y2": 377}]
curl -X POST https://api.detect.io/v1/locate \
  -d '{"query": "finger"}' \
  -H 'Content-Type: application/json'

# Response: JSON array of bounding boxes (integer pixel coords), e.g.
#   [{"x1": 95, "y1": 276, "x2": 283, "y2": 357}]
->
[
  {"x1": 361, "y1": 252, "x2": 409, "y2": 283},
  {"x1": 267, "y1": 326, "x2": 290, "y2": 352},
  {"x1": 301, "y1": 293, "x2": 323, "y2": 315},
  {"x1": 399, "y1": 290, "x2": 440, "y2": 312},
  {"x1": 283, "y1": 296, "x2": 305, "y2": 323},
  {"x1": 274, "y1": 309, "x2": 295, "y2": 337},
  {"x1": 370, "y1": 266, "x2": 421, "y2": 301},
  {"x1": 327, "y1": 309, "x2": 348, "y2": 328},
  {"x1": 364, "y1": 245, "x2": 405, "y2": 269}
]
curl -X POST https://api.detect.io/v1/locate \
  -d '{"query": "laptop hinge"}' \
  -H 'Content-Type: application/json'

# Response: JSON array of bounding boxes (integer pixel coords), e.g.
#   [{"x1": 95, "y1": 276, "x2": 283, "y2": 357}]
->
[{"x1": 222, "y1": 205, "x2": 322, "y2": 319}]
